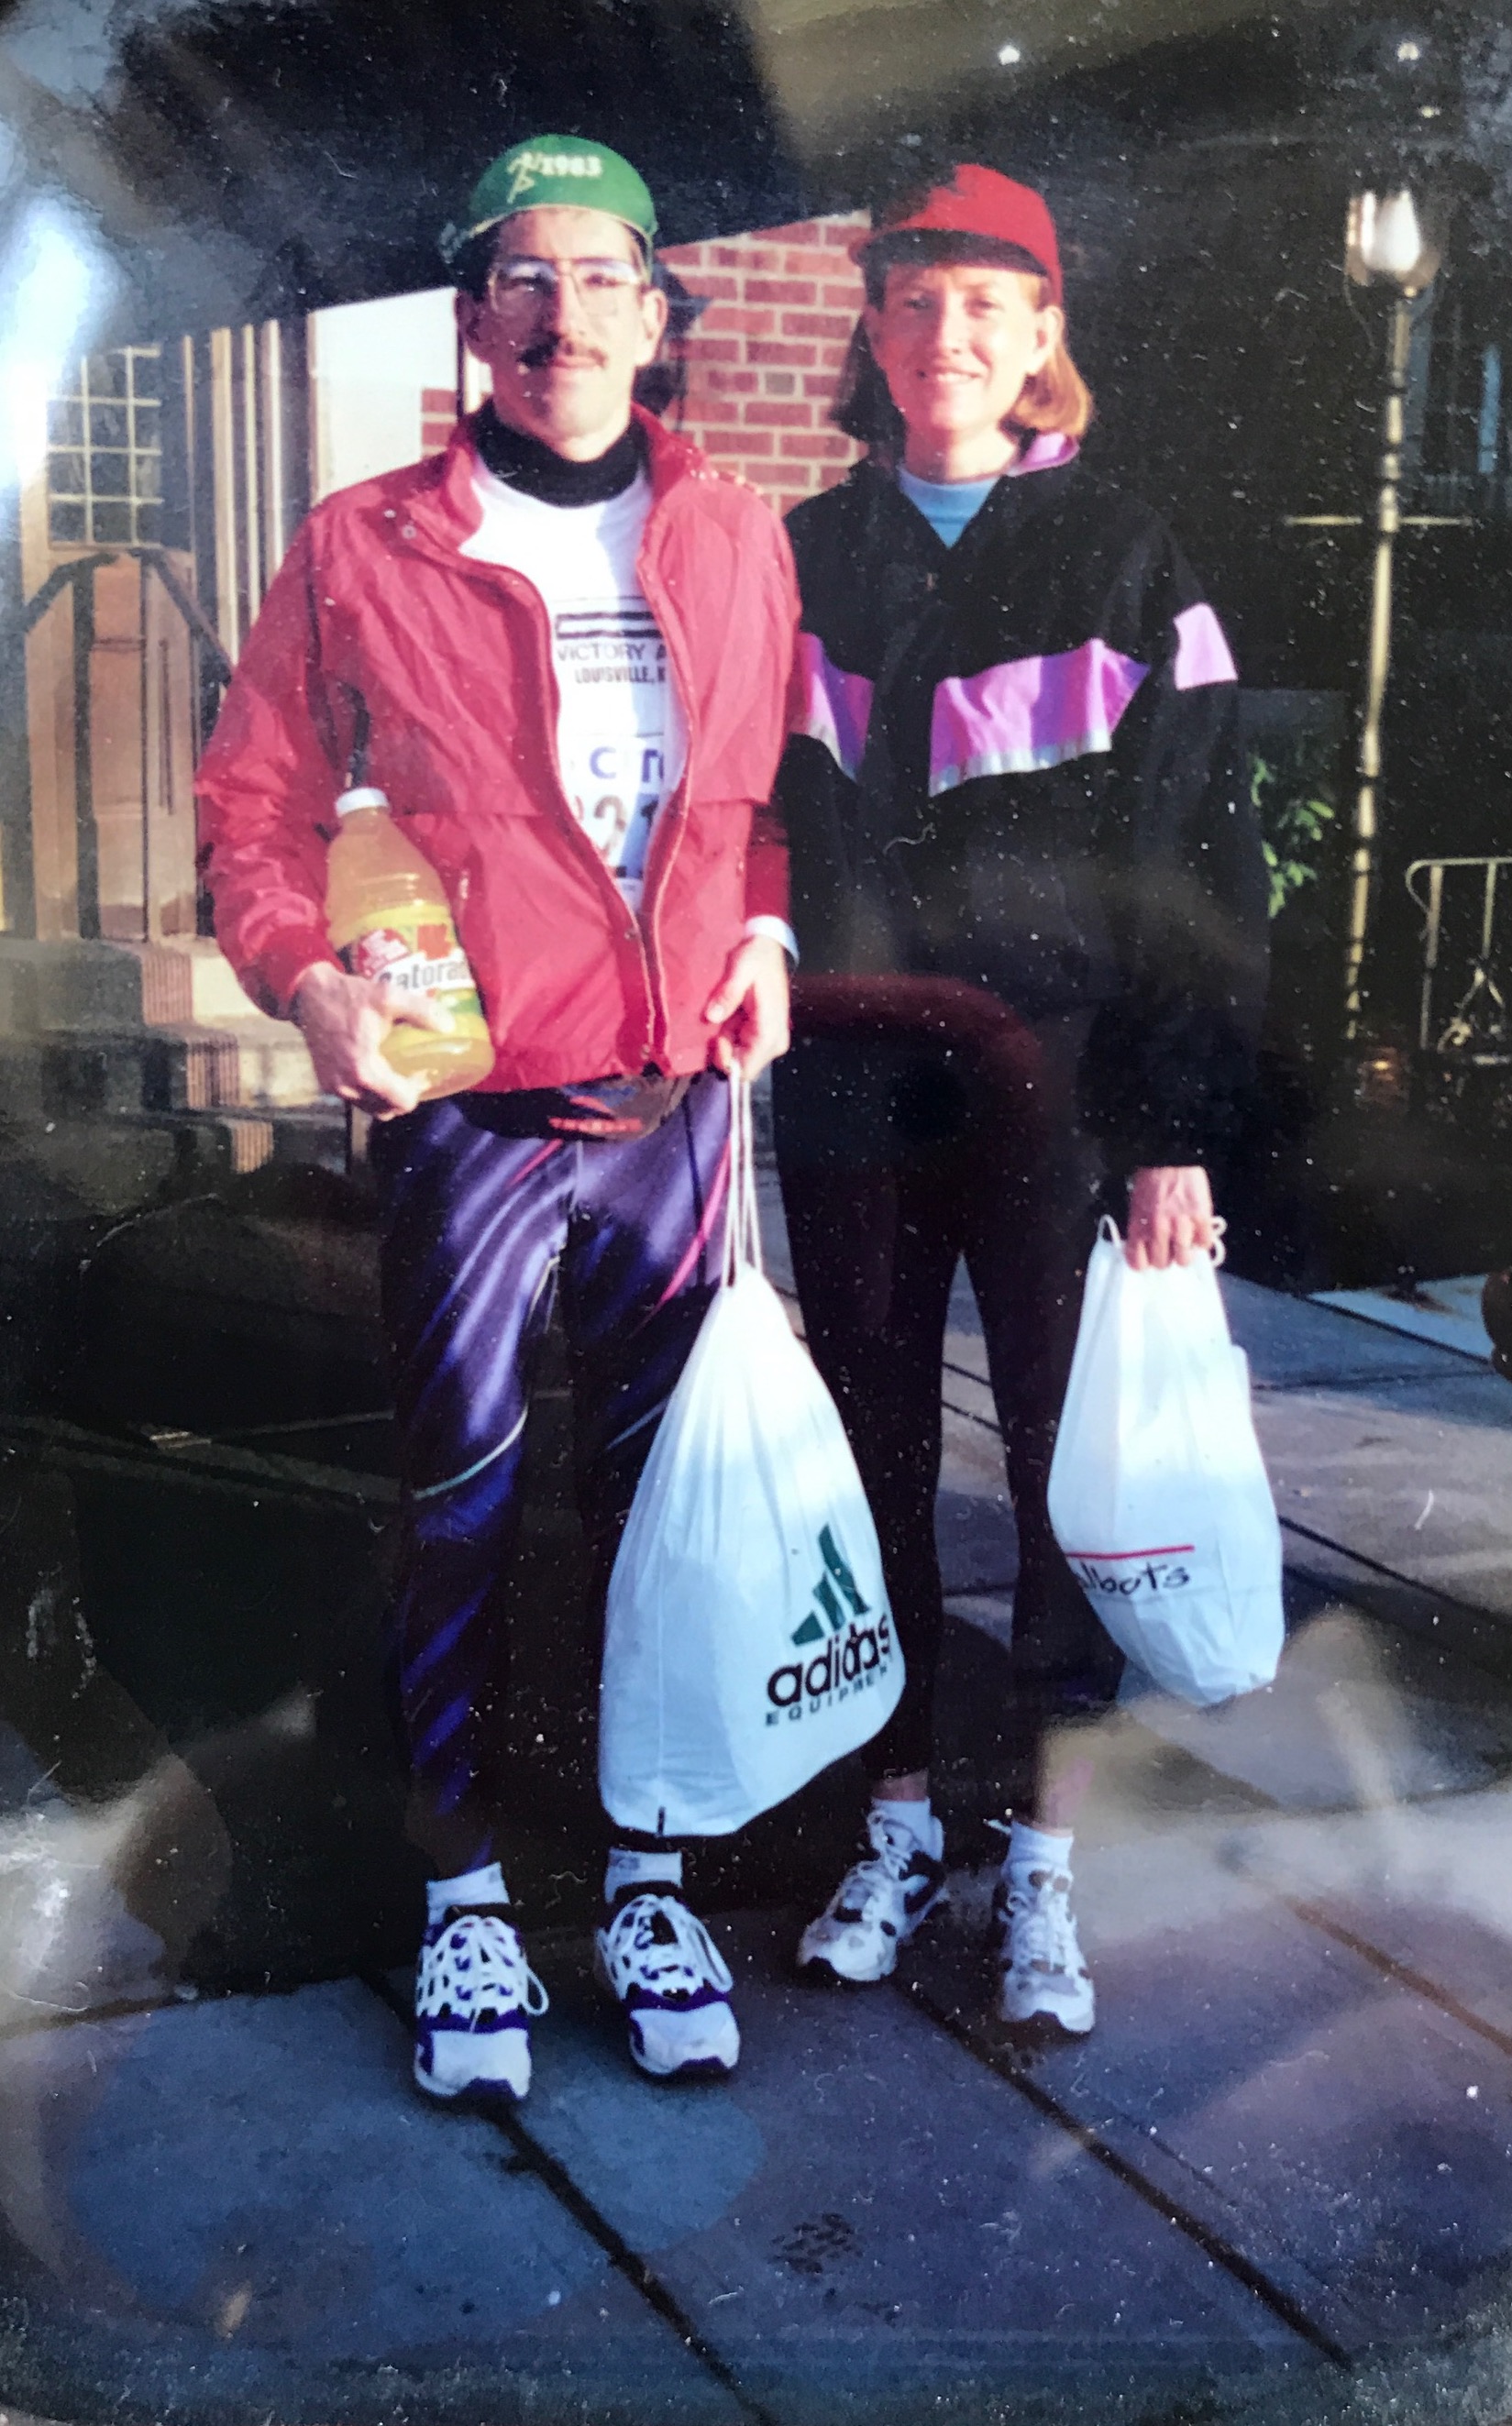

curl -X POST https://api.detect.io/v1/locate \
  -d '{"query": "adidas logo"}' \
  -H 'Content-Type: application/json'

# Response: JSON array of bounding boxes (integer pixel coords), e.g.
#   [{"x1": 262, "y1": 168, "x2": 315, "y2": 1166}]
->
[
  {"x1": 790, "y1": 1525, "x2": 868, "y2": 1646},
  {"x1": 765, "y1": 1524, "x2": 894, "y2": 1726}
]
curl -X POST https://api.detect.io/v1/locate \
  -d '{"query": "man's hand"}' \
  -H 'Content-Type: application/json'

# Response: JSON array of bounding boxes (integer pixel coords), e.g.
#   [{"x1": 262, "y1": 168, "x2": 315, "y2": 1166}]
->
[
  {"x1": 292, "y1": 962, "x2": 454, "y2": 1119},
  {"x1": 703, "y1": 934, "x2": 790, "y2": 1082},
  {"x1": 1126, "y1": 1165, "x2": 1216, "y2": 1271}
]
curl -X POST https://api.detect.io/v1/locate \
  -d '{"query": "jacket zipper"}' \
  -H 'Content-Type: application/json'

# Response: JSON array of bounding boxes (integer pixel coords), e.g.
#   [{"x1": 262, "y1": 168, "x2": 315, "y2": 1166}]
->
[
  {"x1": 635, "y1": 520, "x2": 699, "y2": 1072},
  {"x1": 394, "y1": 516, "x2": 661, "y2": 1065}
]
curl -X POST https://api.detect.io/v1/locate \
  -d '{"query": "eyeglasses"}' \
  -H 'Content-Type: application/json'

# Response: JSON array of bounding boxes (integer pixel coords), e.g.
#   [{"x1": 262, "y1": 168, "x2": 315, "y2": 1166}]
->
[{"x1": 484, "y1": 256, "x2": 647, "y2": 320}]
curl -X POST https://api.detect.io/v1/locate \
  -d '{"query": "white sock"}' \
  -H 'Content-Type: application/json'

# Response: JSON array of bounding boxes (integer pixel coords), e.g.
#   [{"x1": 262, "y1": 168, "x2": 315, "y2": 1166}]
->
[
  {"x1": 427, "y1": 1859, "x2": 509, "y2": 1927},
  {"x1": 1006, "y1": 1820, "x2": 1073, "y2": 1875},
  {"x1": 604, "y1": 1845, "x2": 683, "y2": 1906},
  {"x1": 872, "y1": 1797, "x2": 944, "y2": 1863}
]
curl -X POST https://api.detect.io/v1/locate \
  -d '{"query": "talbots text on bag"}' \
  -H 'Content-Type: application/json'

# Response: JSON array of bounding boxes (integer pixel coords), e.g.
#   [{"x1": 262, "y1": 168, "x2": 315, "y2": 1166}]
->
[{"x1": 1048, "y1": 1216, "x2": 1284, "y2": 1707}]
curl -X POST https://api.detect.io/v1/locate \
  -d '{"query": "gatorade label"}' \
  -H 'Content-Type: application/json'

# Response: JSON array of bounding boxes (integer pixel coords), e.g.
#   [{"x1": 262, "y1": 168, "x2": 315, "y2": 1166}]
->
[{"x1": 341, "y1": 920, "x2": 483, "y2": 1018}]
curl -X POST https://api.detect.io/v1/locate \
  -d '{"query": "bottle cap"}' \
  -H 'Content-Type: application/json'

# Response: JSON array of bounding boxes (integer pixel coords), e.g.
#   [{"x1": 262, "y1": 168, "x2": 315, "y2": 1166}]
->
[{"x1": 335, "y1": 786, "x2": 390, "y2": 816}]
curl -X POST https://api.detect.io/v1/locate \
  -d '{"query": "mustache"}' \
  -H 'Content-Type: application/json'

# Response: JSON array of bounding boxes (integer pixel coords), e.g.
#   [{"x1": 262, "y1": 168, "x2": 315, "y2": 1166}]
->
[{"x1": 517, "y1": 333, "x2": 609, "y2": 372}]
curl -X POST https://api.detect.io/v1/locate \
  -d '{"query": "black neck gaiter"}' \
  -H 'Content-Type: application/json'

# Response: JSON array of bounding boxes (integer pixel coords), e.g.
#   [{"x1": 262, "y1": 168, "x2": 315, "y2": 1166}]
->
[{"x1": 474, "y1": 405, "x2": 645, "y2": 506}]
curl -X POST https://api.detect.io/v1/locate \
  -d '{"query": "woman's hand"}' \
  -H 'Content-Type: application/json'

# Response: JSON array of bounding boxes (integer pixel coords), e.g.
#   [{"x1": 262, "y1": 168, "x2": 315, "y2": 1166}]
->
[{"x1": 1126, "y1": 1165, "x2": 1215, "y2": 1270}]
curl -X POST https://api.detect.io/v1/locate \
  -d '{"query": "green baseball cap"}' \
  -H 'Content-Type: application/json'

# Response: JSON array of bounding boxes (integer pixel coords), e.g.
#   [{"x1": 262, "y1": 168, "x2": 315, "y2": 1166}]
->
[{"x1": 439, "y1": 135, "x2": 658, "y2": 269}]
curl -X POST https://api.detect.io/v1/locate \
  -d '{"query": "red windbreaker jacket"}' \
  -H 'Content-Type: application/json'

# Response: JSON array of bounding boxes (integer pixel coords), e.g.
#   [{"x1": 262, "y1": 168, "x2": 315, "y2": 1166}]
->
[{"x1": 195, "y1": 407, "x2": 799, "y2": 1093}]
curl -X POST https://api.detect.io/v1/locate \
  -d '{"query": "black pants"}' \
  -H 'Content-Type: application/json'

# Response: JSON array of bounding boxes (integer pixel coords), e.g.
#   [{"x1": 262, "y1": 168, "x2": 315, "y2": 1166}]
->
[{"x1": 772, "y1": 989, "x2": 1122, "y2": 1789}]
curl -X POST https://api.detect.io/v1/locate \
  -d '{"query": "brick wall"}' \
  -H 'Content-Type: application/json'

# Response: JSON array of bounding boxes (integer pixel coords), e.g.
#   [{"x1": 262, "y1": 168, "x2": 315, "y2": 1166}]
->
[
  {"x1": 414, "y1": 213, "x2": 868, "y2": 508},
  {"x1": 421, "y1": 386, "x2": 455, "y2": 456},
  {"x1": 658, "y1": 213, "x2": 868, "y2": 517}
]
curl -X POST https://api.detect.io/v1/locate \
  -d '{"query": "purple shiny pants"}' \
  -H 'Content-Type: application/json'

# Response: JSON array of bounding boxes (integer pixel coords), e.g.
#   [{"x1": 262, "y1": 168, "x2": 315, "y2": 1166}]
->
[{"x1": 370, "y1": 1074, "x2": 731, "y2": 1850}]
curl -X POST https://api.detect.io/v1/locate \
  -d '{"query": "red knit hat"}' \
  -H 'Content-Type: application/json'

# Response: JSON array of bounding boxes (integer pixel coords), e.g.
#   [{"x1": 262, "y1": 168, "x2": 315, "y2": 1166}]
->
[{"x1": 854, "y1": 165, "x2": 1063, "y2": 305}]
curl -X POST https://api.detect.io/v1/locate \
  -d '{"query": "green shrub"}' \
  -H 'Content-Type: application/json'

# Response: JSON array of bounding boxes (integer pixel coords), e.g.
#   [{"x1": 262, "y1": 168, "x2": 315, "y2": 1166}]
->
[{"x1": 1250, "y1": 743, "x2": 1337, "y2": 920}]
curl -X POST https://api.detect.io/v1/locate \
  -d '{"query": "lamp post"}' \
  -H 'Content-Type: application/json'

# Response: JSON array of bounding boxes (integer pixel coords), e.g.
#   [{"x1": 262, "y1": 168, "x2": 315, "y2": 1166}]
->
[{"x1": 1341, "y1": 186, "x2": 1443, "y2": 1047}]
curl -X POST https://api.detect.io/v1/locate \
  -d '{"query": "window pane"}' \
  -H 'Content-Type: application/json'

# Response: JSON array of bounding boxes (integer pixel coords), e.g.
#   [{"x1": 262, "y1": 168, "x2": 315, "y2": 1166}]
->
[
  {"x1": 87, "y1": 402, "x2": 128, "y2": 447},
  {"x1": 49, "y1": 501, "x2": 86, "y2": 545},
  {"x1": 47, "y1": 344, "x2": 171, "y2": 551}
]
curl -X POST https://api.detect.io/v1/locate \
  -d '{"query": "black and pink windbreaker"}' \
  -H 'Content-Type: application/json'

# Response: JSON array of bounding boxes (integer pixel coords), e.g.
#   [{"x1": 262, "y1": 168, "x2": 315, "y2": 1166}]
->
[{"x1": 776, "y1": 436, "x2": 1269, "y2": 1169}]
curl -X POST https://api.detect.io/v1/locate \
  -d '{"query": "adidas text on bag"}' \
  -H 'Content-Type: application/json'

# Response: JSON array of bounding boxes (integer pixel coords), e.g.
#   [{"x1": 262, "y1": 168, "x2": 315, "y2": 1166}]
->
[{"x1": 599, "y1": 1075, "x2": 903, "y2": 1835}]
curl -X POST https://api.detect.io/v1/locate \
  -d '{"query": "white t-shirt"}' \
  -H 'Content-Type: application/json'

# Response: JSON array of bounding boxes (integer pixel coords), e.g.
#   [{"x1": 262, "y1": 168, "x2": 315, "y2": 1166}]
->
[{"x1": 461, "y1": 461, "x2": 687, "y2": 912}]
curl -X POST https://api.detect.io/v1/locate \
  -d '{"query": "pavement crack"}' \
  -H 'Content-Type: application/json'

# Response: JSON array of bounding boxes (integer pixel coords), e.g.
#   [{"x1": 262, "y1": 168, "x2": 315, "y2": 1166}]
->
[
  {"x1": 893, "y1": 1971, "x2": 1356, "y2": 2372},
  {"x1": 1280, "y1": 1512, "x2": 1508, "y2": 1640},
  {"x1": 1283, "y1": 1899, "x2": 1512, "y2": 2063},
  {"x1": 358, "y1": 1967, "x2": 780, "y2": 2426}
]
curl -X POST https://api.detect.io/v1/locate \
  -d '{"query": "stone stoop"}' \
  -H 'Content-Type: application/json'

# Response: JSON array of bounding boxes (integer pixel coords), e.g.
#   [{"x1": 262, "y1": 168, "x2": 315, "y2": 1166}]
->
[
  {"x1": 0, "y1": 937, "x2": 332, "y2": 1186},
  {"x1": 0, "y1": 1020, "x2": 320, "y2": 1115},
  {"x1": 134, "y1": 937, "x2": 263, "y2": 1025},
  {"x1": 0, "y1": 936, "x2": 329, "y2": 1174},
  {"x1": 0, "y1": 935, "x2": 265, "y2": 1033}
]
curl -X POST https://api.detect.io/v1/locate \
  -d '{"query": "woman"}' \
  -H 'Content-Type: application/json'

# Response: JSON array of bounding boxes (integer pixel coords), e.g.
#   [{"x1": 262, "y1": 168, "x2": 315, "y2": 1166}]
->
[{"x1": 773, "y1": 165, "x2": 1267, "y2": 2033}]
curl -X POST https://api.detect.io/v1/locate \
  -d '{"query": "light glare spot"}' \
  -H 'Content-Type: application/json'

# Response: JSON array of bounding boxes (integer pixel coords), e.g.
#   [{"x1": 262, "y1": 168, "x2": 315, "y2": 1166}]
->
[
  {"x1": 216, "y1": 2284, "x2": 253, "y2": 2338},
  {"x1": 0, "y1": 203, "x2": 107, "y2": 484}
]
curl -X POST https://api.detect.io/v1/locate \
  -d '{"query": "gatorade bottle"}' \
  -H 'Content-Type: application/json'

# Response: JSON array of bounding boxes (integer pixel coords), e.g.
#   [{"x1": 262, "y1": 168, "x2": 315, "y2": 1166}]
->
[{"x1": 325, "y1": 787, "x2": 495, "y2": 1099}]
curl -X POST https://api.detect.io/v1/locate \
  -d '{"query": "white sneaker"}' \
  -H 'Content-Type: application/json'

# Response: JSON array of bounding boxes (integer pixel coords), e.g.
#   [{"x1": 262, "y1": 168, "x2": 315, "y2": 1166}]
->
[
  {"x1": 796, "y1": 1809, "x2": 949, "y2": 1985},
  {"x1": 993, "y1": 1861, "x2": 1095, "y2": 2035},
  {"x1": 414, "y1": 1904, "x2": 549, "y2": 2103},
  {"x1": 594, "y1": 1891, "x2": 740, "y2": 2079}
]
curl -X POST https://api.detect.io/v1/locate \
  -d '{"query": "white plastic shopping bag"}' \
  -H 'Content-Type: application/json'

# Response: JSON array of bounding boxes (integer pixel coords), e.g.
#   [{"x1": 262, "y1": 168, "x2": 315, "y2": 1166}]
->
[
  {"x1": 1046, "y1": 1217, "x2": 1284, "y2": 1705},
  {"x1": 599, "y1": 1075, "x2": 903, "y2": 1835}
]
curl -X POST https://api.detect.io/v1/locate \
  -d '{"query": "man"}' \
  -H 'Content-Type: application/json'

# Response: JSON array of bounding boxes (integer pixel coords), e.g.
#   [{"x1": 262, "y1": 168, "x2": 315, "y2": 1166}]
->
[{"x1": 196, "y1": 135, "x2": 798, "y2": 2100}]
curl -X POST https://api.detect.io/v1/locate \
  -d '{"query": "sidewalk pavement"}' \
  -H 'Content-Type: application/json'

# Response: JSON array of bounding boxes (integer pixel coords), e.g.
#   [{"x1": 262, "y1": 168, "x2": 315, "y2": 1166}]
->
[{"x1": 6, "y1": 1187, "x2": 1512, "y2": 2422}]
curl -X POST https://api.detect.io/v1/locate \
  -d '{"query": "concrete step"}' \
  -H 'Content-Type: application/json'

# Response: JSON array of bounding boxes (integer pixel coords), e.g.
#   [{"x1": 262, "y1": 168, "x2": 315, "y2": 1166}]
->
[
  {"x1": 0, "y1": 935, "x2": 253, "y2": 1033},
  {"x1": 0, "y1": 935, "x2": 293, "y2": 1039},
  {"x1": 0, "y1": 1115, "x2": 182, "y2": 1219},
  {"x1": 127, "y1": 1101, "x2": 348, "y2": 1183},
  {"x1": 143, "y1": 937, "x2": 263, "y2": 1025},
  {"x1": 202, "y1": 1018, "x2": 323, "y2": 1108},
  {"x1": 0, "y1": 1101, "x2": 347, "y2": 1219},
  {"x1": 0, "y1": 1020, "x2": 322, "y2": 1120}
]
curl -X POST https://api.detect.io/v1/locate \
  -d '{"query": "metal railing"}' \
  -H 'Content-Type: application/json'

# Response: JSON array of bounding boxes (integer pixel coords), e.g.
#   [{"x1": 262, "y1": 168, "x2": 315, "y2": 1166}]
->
[
  {"x1": 17, "y1": 549, "x2": 232, "y2": 942},
  {"x1": 1412, "y1": 470, "x2": 1512, "y2": 523},
  {"x1": 1405, "y1": 855, "x2": 1512, "y2": 1063}
]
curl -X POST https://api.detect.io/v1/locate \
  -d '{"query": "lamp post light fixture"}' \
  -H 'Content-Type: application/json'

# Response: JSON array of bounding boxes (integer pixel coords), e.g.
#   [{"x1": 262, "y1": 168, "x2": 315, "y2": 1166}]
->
[{"x1": 1341, "y1": 184, "x2": 1443, "y2": 1047}]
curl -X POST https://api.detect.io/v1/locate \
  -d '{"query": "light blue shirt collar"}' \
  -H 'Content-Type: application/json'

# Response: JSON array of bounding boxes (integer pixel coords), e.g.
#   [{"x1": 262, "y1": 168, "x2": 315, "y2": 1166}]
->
[{"x1": 897, "y1": 465, "x2": 999, "y2": 547}]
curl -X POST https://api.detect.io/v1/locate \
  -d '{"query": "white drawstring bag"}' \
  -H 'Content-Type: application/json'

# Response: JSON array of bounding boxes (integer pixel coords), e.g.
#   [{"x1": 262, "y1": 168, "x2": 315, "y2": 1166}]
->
[
  {"x1": 599, "y1": 1075, "x2": 903, "y2": 1836},
  {"x1": 1046, "y1": 1217, "x2": 1284, "y2": 1706}
]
